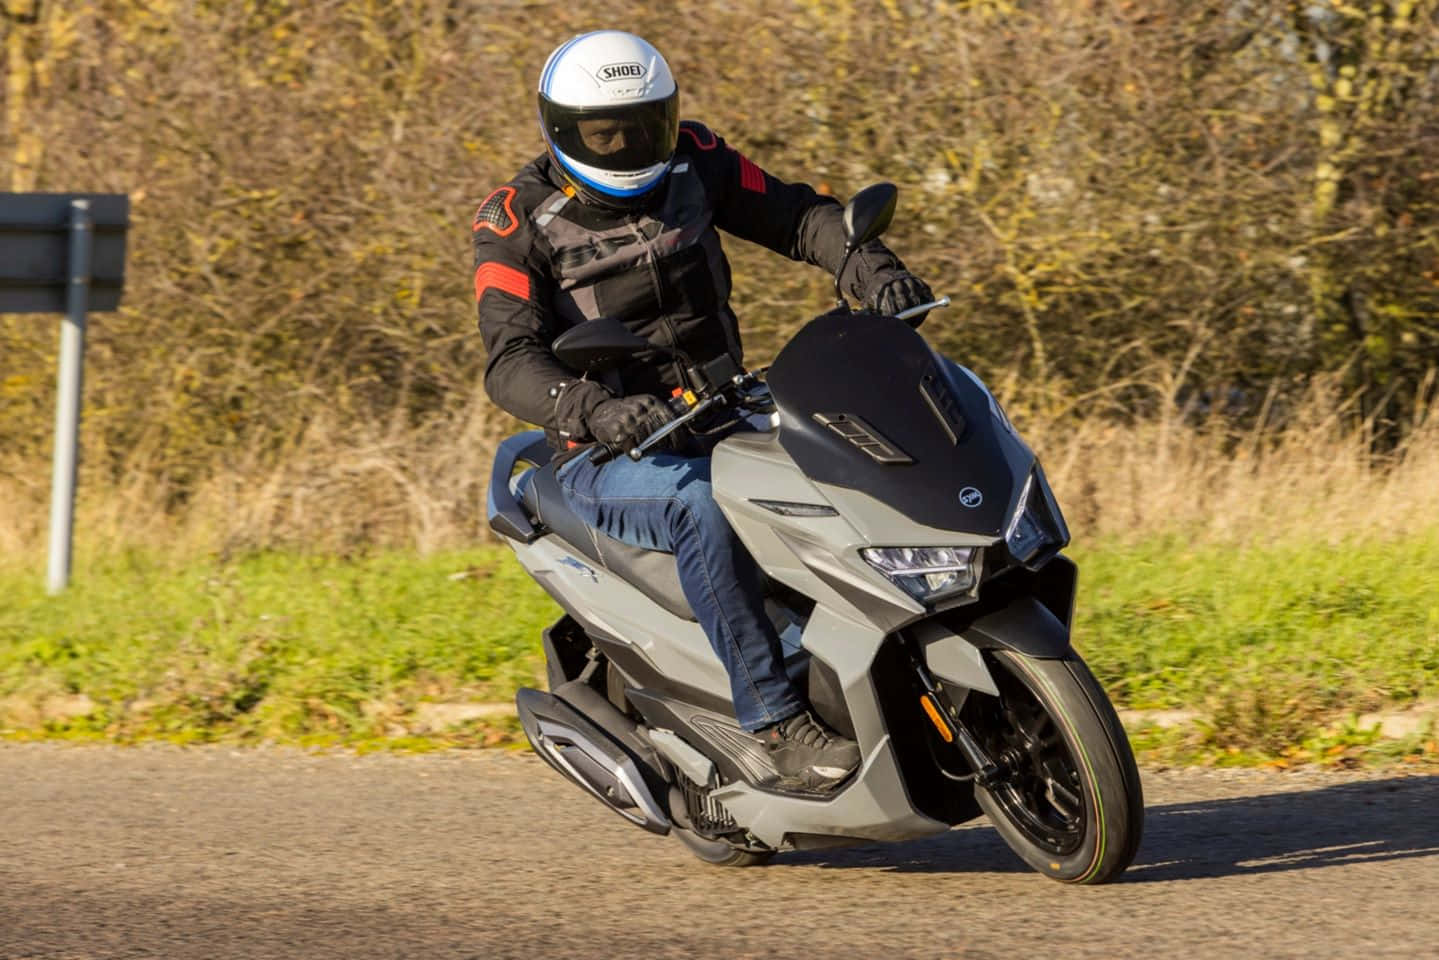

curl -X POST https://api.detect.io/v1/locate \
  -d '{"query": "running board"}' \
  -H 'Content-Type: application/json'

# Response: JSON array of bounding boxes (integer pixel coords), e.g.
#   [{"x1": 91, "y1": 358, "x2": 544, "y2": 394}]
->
[{"x1": 514, "y1": 687, "x2": 670, "y2": 835}]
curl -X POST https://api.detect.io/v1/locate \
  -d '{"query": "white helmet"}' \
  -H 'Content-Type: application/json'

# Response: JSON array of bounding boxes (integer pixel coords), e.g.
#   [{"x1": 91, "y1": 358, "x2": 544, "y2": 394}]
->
[{"x1": 537, "y1": 31, "x2": 679, "y2": 210}]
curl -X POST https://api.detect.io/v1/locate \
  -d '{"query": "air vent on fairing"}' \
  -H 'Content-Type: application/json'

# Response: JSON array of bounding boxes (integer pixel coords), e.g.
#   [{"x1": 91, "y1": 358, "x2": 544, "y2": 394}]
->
[
  {"x1": 919, "y1": 362, "x2": 967, "y2": 445},
  {"x1": 811, "y1": 412, "x2": 913, "y2": 465}
]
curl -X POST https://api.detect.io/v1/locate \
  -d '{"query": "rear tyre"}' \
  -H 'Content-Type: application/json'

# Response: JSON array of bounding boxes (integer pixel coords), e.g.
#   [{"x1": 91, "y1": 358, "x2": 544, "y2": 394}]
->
[
  {"x1": 667, "y1": 785, "x2": 774, "y2": 867},
  {"x1": 962, "y1": 649, "x2": 1143, "y2": 884},
  {"x1": 672, "y1": 826, "x2": 775, "y2": 867}
]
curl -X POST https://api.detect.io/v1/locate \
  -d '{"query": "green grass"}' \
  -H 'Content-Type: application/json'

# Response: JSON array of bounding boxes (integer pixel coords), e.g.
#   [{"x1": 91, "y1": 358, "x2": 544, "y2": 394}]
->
[
  {"x1": 0, "y1": 548, "x2": 559, "y2": 747},
  {"x1": 1074, "y1": 533, "x2": 1439, "y2": 764},
  {"x1": 2, "y1": 536, "x2": 1436, "y2": 764}
]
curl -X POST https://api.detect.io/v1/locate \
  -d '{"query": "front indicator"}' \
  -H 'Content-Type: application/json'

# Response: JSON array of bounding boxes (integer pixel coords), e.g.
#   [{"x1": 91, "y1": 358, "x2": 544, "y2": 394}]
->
[{"x1": 920, "y1": 694, "x2": 954, "y2": 743}]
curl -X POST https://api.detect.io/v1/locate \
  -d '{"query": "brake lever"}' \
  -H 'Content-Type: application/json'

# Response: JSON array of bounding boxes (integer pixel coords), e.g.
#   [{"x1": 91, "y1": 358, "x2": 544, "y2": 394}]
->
[
  {"x1": 627, "y1": 394, "x2": 728, "y2": 461},
  {"x1": 895, "y1": 295, "x2": 951, "y2": 323}
]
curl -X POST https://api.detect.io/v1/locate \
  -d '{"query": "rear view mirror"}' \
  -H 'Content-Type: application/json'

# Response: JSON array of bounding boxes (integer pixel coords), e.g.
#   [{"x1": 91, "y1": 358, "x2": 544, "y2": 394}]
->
[
  {"x1": 552, "y1": 316, "x2": 653, "y2": 374},
  {"x1": 842, "y1": 182, "x2": 898, "y2": 248},
  {"x1": 833, "y1": 183, "x2": 900, "y2": 308}
]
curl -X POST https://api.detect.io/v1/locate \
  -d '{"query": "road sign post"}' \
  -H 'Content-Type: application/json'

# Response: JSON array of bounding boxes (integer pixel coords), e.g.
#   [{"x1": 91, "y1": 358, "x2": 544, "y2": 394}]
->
[
  {"x1": 48, "y1": 200, "x2": 94, "y2": 593},
  {"x1": 0, "y1": 193, "x2": 128, "y2": 593}
]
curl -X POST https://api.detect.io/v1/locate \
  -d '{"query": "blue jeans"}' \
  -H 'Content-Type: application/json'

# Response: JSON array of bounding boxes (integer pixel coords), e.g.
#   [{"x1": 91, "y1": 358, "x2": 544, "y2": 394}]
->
[{"x1": 556, "y1": 447, "x2": 805, "y2": 732}]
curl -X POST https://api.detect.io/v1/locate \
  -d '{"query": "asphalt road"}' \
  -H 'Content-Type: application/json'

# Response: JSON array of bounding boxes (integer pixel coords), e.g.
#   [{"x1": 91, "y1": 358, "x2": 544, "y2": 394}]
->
[{"x1": 1, "y1": 743, "x2": 1436, "y2": 960}]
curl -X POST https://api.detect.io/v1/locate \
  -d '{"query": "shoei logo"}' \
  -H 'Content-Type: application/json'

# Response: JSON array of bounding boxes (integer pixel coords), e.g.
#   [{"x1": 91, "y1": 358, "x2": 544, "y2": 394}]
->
[
  {"x1": 598, "y1": 62, "x2": 646, "y2": 82},
  {"x1": 959, "y1": 487, "x2": 983, "y2": 508}
]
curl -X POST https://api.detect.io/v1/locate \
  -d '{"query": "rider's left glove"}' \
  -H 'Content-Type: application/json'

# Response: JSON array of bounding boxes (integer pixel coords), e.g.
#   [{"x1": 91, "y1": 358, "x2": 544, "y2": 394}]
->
[
  {"x1": 869, "y1": 271, "x2": 935, "y2": 327},
  {"x1": 586, "y1": 395, "x2": 675, "y2": 455}
]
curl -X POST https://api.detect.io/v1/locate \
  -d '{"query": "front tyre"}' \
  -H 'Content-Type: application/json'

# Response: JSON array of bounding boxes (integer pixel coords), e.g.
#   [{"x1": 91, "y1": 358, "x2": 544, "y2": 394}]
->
[{"x1": 962, "y1": 649, "x2": 1143, "y2": 884}]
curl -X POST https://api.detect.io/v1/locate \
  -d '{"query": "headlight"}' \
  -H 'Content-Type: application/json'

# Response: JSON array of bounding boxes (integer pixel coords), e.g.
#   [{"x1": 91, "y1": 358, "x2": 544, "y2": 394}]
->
[
  {"x1": 1005, "y1": 469, "x2": 1065, "y2": 566},
  {"x1": 861, "y1": 546, "x2": 979, "y2": 603},
  {"x1": 1005, "y1": 473, "x2": 1046, "y2": 562}
]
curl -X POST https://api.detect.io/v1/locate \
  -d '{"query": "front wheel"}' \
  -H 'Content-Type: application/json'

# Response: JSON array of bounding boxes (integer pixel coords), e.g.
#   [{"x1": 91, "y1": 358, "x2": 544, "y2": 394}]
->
[{"x1": 960, "y1": 649, "x2": 1143, "y2": 884}]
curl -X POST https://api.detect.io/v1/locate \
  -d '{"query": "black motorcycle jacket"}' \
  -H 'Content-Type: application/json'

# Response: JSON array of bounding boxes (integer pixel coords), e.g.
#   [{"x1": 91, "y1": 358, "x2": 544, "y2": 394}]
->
[{"x1": 472, "y1": 120, "x2": 915, "y2": 450}]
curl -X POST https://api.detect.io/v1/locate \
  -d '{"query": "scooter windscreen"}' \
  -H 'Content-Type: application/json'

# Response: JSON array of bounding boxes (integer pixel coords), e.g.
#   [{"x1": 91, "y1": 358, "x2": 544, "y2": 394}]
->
[{"x1": 766, "y1": 311, "x2": 1035, "y2": 538}]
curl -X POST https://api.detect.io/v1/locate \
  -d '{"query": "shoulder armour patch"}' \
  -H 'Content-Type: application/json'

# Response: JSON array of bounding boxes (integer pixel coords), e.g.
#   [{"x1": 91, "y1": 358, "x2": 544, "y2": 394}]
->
[
  {"x1": 678, "y1": 121, "x2": 719, "y2": 151},
  {"x1": 473, "y1": 186, "x2": 520, "y2": 237}
]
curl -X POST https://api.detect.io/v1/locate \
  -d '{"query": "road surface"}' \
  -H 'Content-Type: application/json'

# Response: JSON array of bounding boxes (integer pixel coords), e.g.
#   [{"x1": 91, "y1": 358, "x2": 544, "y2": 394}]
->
[{"x1": 1, "y1": 743, "x2": 1435, "y2": 959}]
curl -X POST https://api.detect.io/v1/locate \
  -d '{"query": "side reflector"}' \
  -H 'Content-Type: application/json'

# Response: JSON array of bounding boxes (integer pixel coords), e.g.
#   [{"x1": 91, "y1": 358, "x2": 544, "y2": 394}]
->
[{"x1": 920, "y1": 695, "x2": 953, "y2": 743}]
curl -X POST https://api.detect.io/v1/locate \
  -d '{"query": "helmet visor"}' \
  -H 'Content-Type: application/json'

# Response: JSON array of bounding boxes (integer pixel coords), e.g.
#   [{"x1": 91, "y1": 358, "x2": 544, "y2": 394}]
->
[{"x1": 539, "y1": 92, "x2": 679, "y2": 173}]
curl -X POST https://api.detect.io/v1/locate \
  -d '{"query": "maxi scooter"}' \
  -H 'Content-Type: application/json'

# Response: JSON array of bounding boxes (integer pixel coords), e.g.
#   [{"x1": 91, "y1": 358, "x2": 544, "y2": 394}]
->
[{"x1": 487, "y1": 183, "x2": 1143, "y2": 882}]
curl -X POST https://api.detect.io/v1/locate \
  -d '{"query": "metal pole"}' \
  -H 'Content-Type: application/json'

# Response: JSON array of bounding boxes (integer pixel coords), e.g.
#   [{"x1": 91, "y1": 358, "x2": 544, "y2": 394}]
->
[{"x1": 47, "y1": 199, "x2": 92, "y2": 595}]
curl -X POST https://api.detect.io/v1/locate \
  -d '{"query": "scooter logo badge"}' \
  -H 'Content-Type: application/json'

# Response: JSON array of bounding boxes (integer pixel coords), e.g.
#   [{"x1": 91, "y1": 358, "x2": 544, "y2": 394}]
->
[
  {"x1": 558, "y1": 555, "x2": 598, "y2": 582},
  {"x1": 958, "y1": 486, "x2": 983, "y2": 508}
]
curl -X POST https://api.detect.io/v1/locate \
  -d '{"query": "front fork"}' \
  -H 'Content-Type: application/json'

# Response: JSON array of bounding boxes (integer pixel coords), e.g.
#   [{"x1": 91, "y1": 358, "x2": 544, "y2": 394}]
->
[{"x1": 902, "y1": 634, "x2": 1008, "y2": 789}]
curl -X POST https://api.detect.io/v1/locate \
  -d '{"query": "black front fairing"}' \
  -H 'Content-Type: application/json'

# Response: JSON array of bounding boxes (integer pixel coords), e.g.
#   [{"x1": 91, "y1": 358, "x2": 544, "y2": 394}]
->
[{"x1": 766, "y1": 311, "x2": 1035, "y2": 537}]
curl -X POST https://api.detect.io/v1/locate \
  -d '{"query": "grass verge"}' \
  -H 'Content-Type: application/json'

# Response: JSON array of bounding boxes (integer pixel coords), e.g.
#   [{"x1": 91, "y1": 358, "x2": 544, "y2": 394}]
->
[
  {"x1": 2, "y1": 537, "x2": 1436, "y2": 765},
  {"x1": 1077, "y1": 533, "x2": 1439, "y2": 767},
  {"x1": 0, "y1": 548, "x2": 556, "y2": 750}
]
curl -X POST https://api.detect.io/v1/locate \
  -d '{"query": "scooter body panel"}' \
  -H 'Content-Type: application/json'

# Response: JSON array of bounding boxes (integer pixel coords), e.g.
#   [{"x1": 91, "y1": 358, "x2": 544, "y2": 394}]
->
[
  {"x1": 491, "y1": 300, "x2": 1084, "y2": 857},
  {"x1": 508, "y1": 532, "x2": 734, "y2": 705}
]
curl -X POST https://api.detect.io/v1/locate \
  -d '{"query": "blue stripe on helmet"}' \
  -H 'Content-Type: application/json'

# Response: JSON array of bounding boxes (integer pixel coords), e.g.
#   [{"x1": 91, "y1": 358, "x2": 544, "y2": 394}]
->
[
  {"x1": 540, "y1": 33, "x2": 589, "y2": 96},
  {"x1": 550, "y1": 143, "x2": 670, "y2": 197}
]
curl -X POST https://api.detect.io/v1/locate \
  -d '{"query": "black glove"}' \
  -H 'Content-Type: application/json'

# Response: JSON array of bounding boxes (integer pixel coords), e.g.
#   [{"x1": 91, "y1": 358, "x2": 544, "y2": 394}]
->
[
  {"x1": 552, "y1": 379, "x2": 613, "y2": 444},
  {"x1": 586, "y1": 395, "x2": 674, "y2": 454},
  {"x1": 869, "y1": 271, "x2": 935, "y2": 326}
]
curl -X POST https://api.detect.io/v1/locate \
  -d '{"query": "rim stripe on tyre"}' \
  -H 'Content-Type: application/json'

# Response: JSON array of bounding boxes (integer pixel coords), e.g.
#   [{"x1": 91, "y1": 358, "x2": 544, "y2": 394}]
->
[{"x1": 1003, "y1": 653, "x2": 1107, "y2": 883}]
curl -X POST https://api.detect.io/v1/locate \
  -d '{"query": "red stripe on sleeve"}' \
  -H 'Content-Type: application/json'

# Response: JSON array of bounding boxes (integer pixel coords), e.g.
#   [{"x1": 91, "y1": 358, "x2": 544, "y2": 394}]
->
[
  {"x1": 737, "y1": 153, "x2": 767, "y2": 193},
  {"x1": 474, "y1": 262, "x2": 531, "y2": 302}
]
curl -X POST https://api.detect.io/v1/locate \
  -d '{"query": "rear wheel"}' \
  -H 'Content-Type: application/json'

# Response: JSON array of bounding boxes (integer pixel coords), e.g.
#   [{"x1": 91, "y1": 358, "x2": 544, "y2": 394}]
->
[
  {"x1": 667, "y1": 784, "x2": 774, "y2": 867},
  {"x1": 960, "y1": 649, "x2": 1143, "y2": 884}
]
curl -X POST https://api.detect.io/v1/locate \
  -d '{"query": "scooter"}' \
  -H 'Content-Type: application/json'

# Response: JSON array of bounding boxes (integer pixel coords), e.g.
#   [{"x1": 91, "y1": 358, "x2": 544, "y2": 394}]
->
[{"x1": 487, "y1": 183, "x2": 1143, "y2": 882}]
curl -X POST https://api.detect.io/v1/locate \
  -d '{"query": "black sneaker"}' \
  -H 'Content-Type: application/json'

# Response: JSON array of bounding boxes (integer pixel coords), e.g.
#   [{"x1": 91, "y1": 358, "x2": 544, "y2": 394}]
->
[{"x1": 756, "y1": 711, "x2": 861, "y2": 791}]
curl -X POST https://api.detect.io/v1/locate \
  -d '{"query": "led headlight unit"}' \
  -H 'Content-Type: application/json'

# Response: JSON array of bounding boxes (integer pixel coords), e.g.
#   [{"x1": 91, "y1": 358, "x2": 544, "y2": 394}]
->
[
  {"x1": 1005, "y1": 473, "x2": 1046, "y2": 563},
  {"x1": 861, "y1": 546, "x2": 979, "y2": 604},
  {"x1": 1004, "y1": 468, "x2": 1066, "y2": 567}
]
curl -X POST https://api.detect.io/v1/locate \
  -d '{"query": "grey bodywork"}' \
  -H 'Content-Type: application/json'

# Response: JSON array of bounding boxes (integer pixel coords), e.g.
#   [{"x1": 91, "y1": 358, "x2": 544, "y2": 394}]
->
[{"x1": 499, "y1": 372, "x2": 1028, "y2": 847}]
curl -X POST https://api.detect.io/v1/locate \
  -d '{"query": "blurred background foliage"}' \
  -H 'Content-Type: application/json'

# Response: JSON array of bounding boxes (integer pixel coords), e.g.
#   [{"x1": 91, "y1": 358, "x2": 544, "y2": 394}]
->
[{"x1": 1, "y1": 0, "x2": 1437, "y2": 552}]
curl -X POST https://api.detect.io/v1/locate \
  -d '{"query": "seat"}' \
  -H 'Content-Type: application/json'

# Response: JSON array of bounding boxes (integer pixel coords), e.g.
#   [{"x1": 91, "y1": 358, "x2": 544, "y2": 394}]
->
[{"x1": 523, "y1": 459, "x2": 698, "y2": 621}]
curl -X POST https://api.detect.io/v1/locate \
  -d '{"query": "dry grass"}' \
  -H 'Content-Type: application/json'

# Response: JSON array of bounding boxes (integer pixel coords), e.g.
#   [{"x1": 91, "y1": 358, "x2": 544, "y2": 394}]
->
[
  {"x1": 1025, "y1": 371, "x2": 1439, "y2": 546},
  {"x1": 0, "y1": 389, "x2": 513, "y2": 559},
  {"x1": 2, "y1": 370, "x2": 1435, "y2": 561}
]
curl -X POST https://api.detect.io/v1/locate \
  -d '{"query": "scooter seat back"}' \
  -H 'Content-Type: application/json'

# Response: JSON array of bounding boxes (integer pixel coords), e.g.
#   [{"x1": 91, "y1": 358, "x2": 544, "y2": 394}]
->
[{"x1": 523, "y1": 458, "x2": 698, "y2": 622}]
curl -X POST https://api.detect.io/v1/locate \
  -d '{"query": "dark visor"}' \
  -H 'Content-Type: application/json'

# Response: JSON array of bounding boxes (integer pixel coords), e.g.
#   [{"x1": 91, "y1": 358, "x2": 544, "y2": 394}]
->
[{"x1": 539, "y1": 92, "x2": 679, "y2": 172}]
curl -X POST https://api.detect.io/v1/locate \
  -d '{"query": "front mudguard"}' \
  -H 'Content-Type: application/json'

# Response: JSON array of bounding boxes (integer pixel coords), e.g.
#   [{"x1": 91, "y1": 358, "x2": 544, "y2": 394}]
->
[
  {"x1": 941, "y1": 553, "x2": 1077, "y2": 660},
  {"x1": 959, "y1": 595, "x2": 1072, "y2": 660},
  {"x1": 914, "y1": 594, "x2": 1072, "y2": 700},
  {"x1": 919, "y1": 557, "x2": 1078, "y2": 695}
]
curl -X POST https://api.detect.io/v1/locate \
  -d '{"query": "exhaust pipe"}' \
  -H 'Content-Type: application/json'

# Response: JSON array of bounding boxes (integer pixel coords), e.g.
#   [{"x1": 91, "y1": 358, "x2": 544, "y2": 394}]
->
[{"x1": 515, "y1": 685, "x2": 670, "y2": 835}]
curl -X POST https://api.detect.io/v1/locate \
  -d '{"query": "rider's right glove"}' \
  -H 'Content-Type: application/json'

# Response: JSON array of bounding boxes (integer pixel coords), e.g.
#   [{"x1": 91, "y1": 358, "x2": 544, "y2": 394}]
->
[
  {"x1": 869, "y1": 271, "x2": 935, "y2": 327},
  {"x1": 586, "y1": 395, "x2": 675, "y2": 454}
]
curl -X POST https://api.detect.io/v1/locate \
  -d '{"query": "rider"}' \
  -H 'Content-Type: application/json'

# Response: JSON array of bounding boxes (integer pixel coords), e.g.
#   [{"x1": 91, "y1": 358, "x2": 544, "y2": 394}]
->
[{"x1": 473, "y1": 30, "x2": 934, "y2": 791}]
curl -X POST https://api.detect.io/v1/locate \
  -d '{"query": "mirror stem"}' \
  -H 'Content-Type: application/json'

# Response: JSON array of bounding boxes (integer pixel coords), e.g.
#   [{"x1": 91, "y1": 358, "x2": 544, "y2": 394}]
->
[{"x1": 834, "y1": 242, "x2": 855, "y2": 309}]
